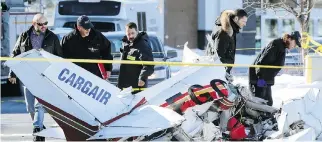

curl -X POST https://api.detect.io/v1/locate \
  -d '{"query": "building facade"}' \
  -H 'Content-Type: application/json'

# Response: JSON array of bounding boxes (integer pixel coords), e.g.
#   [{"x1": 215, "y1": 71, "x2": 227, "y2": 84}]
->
[
  {"x1": 164, "y1": 0, "x2": 322, "y2": 55},
  {"x1": 164, "y1": 0, "x2": 256, "y2": 55},
  {"x1": 164, "y1": 0, "x2": 198, "y2": 49}
]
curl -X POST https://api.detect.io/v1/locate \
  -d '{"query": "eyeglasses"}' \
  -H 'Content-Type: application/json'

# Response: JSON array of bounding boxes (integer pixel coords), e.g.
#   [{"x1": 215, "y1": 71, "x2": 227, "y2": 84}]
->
[{"x1": 37, "y1": 22, "x2": 48, "y2": 26}]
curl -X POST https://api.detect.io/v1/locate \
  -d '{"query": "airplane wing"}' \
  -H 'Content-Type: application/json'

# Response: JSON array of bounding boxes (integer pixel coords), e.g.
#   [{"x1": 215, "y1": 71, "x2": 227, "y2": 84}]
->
[
  {"x1": 34, "y1": 105, "x2": 185, "y2": 141},
  {"x1": 87, "y1": 105, "x2": 184, "y2": 140}
]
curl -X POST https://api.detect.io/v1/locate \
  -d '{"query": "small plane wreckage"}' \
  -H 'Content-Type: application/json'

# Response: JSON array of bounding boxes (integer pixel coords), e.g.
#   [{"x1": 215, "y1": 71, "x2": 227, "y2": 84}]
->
[{"x1": 5, "y1": 41, "x2": 322, "y2": 141}]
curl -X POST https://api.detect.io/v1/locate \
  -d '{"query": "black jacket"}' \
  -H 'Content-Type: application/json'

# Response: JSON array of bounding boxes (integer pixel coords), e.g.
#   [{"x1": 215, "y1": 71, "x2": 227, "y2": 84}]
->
[
  {"x1": 118, "y1": 32, "x2": 154, "y2": 89},
  {"x1": 9, "y1": 26, "x2": 62, "y2": 78},
  {"x1": 249, "y1": 38, "x2": 287, "y2": 85},
  {"x1": 61, "y1": 25, "x2": 113, "y2": 78},
  {"x1": 212, "y1": 10, "x2": 240, "y2": 73}
]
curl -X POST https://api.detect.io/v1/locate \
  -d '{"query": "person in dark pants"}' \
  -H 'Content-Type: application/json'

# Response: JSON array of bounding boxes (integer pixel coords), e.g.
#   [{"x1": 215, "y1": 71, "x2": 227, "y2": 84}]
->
[
  {"x1": 249, "y1": 31, "x2": 302, "y2": 106},
  {"x1": 118, "y1": 22, "x2": 154, "y2": 94},
  {"x1": 61, "y1": 15, "x2": 113, "y2": 79},
  {"x1": 8, "y1": 13, "x2": 62, "y2": 141},
  {"x1": 211, "y1": 9, "x2": 248, "y2": 82}
]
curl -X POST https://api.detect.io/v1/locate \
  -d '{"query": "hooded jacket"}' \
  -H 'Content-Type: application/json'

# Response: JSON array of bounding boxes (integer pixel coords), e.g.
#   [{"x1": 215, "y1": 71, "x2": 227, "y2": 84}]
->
[
  {"x1": 117, "y1": 32, "x2": 154, "y2": 90},
  {"x1": 211, "y1": 10, "x2": 241, "y2": 73}
]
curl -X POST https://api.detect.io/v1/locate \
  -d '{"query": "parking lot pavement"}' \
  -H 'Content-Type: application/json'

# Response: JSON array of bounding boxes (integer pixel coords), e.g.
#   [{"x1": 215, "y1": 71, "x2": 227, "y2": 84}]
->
[{"x1": 1, "y1": 97, "x2": 59, "y2": 141}]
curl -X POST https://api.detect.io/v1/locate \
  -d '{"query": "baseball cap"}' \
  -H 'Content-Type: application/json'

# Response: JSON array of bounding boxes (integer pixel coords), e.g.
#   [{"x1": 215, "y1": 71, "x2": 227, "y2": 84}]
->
[
  {"x1": 291, "y1": 31, "x2": 302, "y2": 47},
  {"x1": 77, "y1": 15, "x2": 94, "y2": 30}
]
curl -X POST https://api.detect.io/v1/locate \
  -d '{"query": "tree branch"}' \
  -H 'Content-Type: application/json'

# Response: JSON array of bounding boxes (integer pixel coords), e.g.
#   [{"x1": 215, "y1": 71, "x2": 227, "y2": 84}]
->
[
  {"x1": 277, "y1": 0, "x2": 300, "y2": 17},
  {"x1": 243, "y1": 0, "x2": 316, "y2": 18},
  {"x1": 305, "y1": 0, "x2": 316, "y2": 15},
  {"x1": 290, "y1": 6, "x2": 300, "y2": 17},
  {"x1": 306, "y1": 12, "x2": 311, "y2": 25},
  {"x1": 290, "y1": 0, "x2": 300, "y2": 6},
  {"x1": 243, "y1": 0, "x2": 262, "y2": 9},
  {"x1": 305, "y1": 0, "x2": 314, "y2": 27}
]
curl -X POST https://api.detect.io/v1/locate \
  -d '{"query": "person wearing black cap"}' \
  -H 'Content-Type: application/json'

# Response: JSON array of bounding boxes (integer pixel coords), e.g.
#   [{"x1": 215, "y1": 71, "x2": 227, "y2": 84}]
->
[
  {"x1": 248, "y1": 31, "x2": 302, "y2": 106},
  {"x1": 61, "y1": 15, "x2": 113, "y2": 79}
]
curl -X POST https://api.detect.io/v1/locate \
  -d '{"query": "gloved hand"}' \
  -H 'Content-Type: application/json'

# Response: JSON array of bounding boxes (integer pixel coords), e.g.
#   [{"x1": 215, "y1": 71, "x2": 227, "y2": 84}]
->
[
  {"x1": 257, "y1": 79, "x2": 267, "y2": 87},
  {"x1": 225, "y1": 72, "x2": 234, "y2": 83}
]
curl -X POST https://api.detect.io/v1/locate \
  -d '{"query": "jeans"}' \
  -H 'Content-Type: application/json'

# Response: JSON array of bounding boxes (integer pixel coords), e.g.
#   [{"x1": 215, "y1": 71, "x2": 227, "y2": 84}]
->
[{"x1": 19, "y1": 81, "x2": 45, "y2": 129}]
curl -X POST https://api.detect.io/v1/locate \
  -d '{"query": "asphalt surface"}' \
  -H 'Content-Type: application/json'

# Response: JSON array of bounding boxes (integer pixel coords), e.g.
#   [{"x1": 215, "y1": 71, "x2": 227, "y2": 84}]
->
[{"x1": 1, "y1": 96, "x2": 60, "y2": 141}]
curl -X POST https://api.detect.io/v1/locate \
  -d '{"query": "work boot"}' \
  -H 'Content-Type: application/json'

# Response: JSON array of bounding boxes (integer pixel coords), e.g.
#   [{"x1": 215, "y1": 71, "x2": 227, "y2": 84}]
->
[{"x1": 33, "y1": 127, "x2": 45, "y2": 141}]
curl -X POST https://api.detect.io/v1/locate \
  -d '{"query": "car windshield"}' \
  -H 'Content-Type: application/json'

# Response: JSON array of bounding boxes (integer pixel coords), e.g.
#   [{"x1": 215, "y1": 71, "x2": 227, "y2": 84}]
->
[{"x1": 106, "y1": 35, "x2": 164, "y2": 58}]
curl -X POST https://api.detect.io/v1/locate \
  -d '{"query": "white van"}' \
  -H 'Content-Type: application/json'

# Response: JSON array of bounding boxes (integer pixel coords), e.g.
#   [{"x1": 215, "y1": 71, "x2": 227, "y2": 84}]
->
[{"x1": 53, "y1": 0, "x2": 164, "y2": 41}]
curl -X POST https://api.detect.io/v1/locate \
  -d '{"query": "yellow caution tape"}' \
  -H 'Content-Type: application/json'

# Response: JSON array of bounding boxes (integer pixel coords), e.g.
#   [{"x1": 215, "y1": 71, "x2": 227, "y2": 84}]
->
[
  {"x1": 122, "y1": 88, "x2": 146, "y2": 91},
  {"x1": 0, "y1": 57, "x2": 321, "y2": 70},
  {"x1": 309, "y1": 47, "x2": 322, "y2": 56},
  {"x1": 296, "y1": 32, "x2": 322, "y2": 57},
  {"x1": 301, "y1": 32, "x2": 310, "y2": 49},
  {"x1": 109, "y1": 48, "x2": 261, "y2": 55},
  {"x1": 1, "y1": 32, "x2": 322, "y2": 70},
  {"x1": 112, "y1": 52, "x2": 164, "y2": 54},
  {"x1": 132, "y1": 88, "x2": 146, "y2": 91},
  {"x1": 302, "y1": 32, "x2": 322, "y2": 52}
]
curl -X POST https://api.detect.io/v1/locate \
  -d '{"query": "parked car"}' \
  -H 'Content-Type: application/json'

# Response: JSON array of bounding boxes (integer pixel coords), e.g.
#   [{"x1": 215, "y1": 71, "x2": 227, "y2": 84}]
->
[{"x1": 53, "y1": 29, "x2": 177, "y2": 87}]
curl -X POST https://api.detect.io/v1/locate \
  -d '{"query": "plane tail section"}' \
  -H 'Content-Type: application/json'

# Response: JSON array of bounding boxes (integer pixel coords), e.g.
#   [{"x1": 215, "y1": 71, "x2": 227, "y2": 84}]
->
[{"x1": 5, "y1": 49, "x2": 145, "y2": 140}]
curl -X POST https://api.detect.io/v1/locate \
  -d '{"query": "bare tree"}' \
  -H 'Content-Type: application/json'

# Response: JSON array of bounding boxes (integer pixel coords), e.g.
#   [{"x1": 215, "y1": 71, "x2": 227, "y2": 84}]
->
[
  {"x1": 244, "y1": 0, "x2": 316, "y2": 71},
  {"x1": 245, "y1": 0, "x2": 315, "y2": 32}
]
